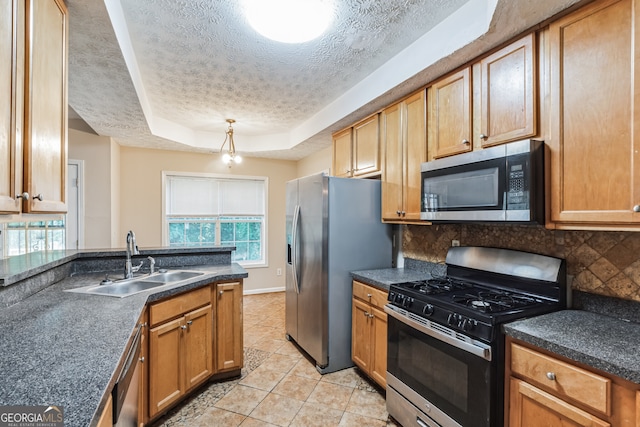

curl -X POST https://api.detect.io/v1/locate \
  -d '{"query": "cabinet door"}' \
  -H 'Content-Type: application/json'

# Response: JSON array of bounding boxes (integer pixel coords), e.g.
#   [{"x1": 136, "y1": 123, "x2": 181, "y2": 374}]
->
[
  {"x1": 215, "y1": 282, "x2": 243, "y2": 372},
  {"x1": 149, "y1": 318, "x2": 183, "y2": 418},
  {"x1": 0, "y1": 0, "x2": 21, "y2": 213},
  {"x1": 509, "y1": 377, "x2": 610, "y2": 427},
  {"x1": 138, "y1": 312, "x2": 148, "y2": 427},
  {"x1": 332, "y1": 128, "x2": 353, "y2": 178},
  {"x1": 381, "y1": 102, "x2": 403, "y2": 220},
  {"x1": 479, "y1": 33, "x2": 536, "y2": 148},
  {"x1": 353, "y1": 114, "x2": 380, "y2": 177},
  {"x1": 370, "y1": 305, "x2": 387, "y2": 389},
  {"x1": 183, "y1": 305, "x2": 213, "y2": 390},
  {"x1": 403, "y1": 90, "x2": 427, "y2": 221},
  {"x1": 428, "y1": 67, "x2": 472, "y2": 159},
  {"x1": 23, "y1": 0, "x2": 67, "y2": 213},
  {"x1": 351, "y1": 297, "x2": 371, "y2": 372},
  {"x1": 549, "y1": 0, "x2": 640, "y2": 225}
]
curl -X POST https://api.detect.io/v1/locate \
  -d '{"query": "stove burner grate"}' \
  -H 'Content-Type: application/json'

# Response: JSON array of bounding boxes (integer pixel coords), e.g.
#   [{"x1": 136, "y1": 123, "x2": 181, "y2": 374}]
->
[{"x1": 452, "y1": 290, "x2": 540, "y2": 313}]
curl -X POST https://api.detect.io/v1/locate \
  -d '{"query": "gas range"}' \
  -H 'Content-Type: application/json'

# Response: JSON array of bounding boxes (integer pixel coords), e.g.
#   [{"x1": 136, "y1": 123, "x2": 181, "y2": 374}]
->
[
  {"x1": 385, "y1": 247, "x2": 567, "y2": 427},
  {"x1": 388, "y1": 275, "x2": 562, "y2": 343}
]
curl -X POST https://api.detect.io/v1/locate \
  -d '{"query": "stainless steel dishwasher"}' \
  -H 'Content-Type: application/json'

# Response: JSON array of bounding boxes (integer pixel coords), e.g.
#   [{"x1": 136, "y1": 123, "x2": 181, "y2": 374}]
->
[{"x1": 112, "y1": 323, "x2": 142, "y2": 426}]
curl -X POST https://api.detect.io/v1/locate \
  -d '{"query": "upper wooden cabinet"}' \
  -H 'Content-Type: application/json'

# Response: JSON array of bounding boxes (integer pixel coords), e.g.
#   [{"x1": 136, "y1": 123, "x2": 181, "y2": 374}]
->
[
  {"x1": 332, "y1": 127, "x2": 352, "y2": 178},
  {"x1": 381, "y1": 90, "x2": 426, "y2": 222},
  {"x1": 0, "y1": 0, "x2": 23, "y2": 213},
  {"x1": 332, "y1": 113, "x2": 381, "y2": 178},
  {"x1": 477, "y1": 33, "x2": 536, "y2": 148},
  {"x1": 428, "y1": 67, "x2": 472, "y2": 159},
  {"x1": 548, "y1": 0, "x2": 640, "y2": 228},
  {"x1": 0, "y1": 0, "x2": 67, "y2": 214},
  {"x1": 428, "y1": 34, "x2": 537, "y2": 160}
]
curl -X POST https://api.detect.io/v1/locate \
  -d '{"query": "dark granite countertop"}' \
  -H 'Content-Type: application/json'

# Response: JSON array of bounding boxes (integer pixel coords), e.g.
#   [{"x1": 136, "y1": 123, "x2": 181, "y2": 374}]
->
[
  {"x1": 350, "y1": 259, "x2": 446, "y2": 291},
  {"x1": 0, "y1": 263, "x2": 247, "y2": 427},
  {"x1": 504, "y1": 310, "x2": 640, "y2": 384}
]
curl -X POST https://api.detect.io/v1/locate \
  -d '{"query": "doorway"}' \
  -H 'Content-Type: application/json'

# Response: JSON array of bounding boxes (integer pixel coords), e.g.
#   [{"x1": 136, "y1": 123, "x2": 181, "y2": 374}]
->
[{"x1": 67, "y1": 160, "x2": 84, "y2": 250}]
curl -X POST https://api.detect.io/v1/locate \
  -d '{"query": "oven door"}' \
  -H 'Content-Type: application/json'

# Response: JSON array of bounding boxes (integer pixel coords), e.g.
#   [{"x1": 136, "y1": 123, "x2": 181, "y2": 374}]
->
[{"x1": 386, "y1": 307, "x2": 495, "y2": 427}]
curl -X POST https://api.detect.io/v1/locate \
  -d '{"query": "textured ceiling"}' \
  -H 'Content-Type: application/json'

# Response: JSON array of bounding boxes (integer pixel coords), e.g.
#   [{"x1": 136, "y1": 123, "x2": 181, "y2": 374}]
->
[{"x1": 67, "y1": 0, "x2": 583, "y2": 160}]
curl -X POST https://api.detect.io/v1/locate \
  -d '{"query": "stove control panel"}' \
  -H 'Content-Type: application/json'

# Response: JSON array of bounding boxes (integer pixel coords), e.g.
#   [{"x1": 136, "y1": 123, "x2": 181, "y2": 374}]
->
[{"x1": 388, "y1": 290, "x2": 493, "y2": 342}]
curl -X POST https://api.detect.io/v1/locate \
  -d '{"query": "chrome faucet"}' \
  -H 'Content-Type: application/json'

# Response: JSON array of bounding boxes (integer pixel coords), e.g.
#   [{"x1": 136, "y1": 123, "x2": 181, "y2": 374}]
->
[{"x1": 125, "y1": 230, "x2": 142, "y2": 279}]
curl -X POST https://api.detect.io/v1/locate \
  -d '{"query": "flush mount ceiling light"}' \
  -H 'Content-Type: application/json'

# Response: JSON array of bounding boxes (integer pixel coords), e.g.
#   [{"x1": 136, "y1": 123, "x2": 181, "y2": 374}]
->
[
  {"x1": 242, "y1": 0, "x2": 334, "y2": 43},
  {"x1": 220, "y1": 119, "x2": 242, "y2": 167}
]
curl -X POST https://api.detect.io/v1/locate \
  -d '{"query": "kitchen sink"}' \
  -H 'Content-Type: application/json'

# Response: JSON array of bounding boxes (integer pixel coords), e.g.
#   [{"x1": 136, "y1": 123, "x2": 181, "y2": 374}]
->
[
  {"x1": 140, "y1": 270, "x2": 204, "y2": 284},
  {"x1": 65, "y1": 270, "x2": 208, "y2": 298}
]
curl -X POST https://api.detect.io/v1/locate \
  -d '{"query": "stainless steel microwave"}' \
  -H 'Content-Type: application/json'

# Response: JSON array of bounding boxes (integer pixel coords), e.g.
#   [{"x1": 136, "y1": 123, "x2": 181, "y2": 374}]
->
[{"x1": 420, "y1": 139, "x2": 544, "y2": 223}]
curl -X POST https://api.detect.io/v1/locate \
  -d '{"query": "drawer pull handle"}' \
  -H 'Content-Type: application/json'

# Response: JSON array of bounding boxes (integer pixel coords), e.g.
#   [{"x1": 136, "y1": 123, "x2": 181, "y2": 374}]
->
[
  {"x1": 546, "y1": 372, "x2": 556, "y2": 381},
  {"x1": 633, "y1": 204, "x2": 640, "y2": 212},
  {"x1": 462, "y1": 139, "x2": 470, "y2": 145}
]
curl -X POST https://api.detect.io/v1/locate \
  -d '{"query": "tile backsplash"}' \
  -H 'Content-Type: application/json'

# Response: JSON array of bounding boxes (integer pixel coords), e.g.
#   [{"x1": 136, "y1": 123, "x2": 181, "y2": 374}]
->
[{"x1": 403, "y1": 224, "x2": 640, "y2": 302}]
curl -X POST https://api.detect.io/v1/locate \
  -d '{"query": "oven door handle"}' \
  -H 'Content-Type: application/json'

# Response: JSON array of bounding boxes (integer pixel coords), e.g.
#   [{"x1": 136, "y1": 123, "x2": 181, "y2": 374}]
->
[{"x1": 385, "y1": 305, "x2": 492, "y2": 361}]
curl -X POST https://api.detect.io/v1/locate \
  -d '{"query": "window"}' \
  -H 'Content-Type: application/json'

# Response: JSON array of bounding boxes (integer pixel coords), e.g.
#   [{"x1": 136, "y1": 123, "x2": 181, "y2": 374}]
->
[
  {"x1": 1, "y1": 220, "x2": 66, "y2": 257},
  {"x1": 163, "y1": 173, "x2": 267, "y2": 266}
]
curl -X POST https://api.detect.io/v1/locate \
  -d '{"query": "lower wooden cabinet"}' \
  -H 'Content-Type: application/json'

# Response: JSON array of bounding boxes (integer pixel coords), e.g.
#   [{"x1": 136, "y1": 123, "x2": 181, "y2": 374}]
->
[
  {"x1": 142, "y1": 281, "x2": 244, "y2": 423},
  {"x1": 351, "y1": 280, "x2": 388, "y2": 389},
  {"x1": 96, "y1": 394, "x2": 113, "y2": 427},
  {"x1": 148, "y1": 304, "x2": 212, "y2": 417},
  {"x1": 506, "y1": 338, "x2": 639, "y2": 427},
  {"x1": 148, "y1": 287, "x2": 213, "y2": 418},
  {"x1": 215, "y1": 281, "x2": 243, "y2": 372}
]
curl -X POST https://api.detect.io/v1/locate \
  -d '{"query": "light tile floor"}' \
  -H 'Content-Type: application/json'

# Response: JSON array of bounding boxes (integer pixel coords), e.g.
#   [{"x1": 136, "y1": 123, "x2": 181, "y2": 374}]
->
[{"x1": 152, "y1": 292, "x2": 398, "y2": 427}]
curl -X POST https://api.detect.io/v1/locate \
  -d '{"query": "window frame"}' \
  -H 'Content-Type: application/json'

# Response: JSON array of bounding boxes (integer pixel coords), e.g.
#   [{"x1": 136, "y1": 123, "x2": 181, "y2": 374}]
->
[{"x1": 161, "y1": 171, "x2": 269, "y2": 268}]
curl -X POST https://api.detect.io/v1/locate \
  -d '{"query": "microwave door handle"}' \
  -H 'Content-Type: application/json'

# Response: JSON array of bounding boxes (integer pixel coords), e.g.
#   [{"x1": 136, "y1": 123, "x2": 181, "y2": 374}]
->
[{"x1": 291, "y1": 204, "x2": 300, "y2": 294}]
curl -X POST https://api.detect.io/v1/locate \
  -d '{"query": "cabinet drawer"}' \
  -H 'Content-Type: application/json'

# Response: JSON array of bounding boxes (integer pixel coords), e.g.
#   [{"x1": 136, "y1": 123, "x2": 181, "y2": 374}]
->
[
  {"x1": 150, "y1": 286, "x2": 211, "y2": 327},
  {"x1": 352, "y1": 281, "x2": 388, "y2": 309},
  {"x1": 511, "y1": 343, "x2": 611, "y2": 415}
]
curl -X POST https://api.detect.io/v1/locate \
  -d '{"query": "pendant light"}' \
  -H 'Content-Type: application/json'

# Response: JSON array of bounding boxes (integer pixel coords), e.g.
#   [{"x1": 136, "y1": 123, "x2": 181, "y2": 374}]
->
[{"x1": 220, "y1": 119, "x2": 242, "y2": 166}]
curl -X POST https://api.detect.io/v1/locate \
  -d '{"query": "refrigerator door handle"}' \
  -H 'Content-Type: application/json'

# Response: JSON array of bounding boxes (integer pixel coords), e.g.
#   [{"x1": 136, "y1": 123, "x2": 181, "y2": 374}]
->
[{"x1": 291, "y1": 204, "x2": 301, "y2": 294}]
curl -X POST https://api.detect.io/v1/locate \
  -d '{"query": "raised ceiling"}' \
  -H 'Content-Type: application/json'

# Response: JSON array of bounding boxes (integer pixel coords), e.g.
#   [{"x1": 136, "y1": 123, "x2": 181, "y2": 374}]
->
[{"x1": 67, "y1": 0, "x2": 581, "y2": 160}]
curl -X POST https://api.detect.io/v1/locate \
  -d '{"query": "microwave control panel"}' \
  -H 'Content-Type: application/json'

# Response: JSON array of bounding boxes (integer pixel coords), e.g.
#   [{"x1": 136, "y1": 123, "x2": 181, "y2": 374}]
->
[{"x1": 506, "y1": 157, "x2": 529, "y2": 210}]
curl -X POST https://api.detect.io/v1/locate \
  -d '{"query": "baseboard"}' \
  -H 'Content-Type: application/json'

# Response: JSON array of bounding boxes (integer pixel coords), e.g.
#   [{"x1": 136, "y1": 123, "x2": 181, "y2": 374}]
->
[{"x1": 243, "y1": 287, "x2": 285, "y2": 295}]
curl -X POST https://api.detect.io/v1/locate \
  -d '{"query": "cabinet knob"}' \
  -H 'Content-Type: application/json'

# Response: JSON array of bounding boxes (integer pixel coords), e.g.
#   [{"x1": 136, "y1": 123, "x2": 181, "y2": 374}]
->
[
  {"x1": 219, "y1": 290, "x2": 224, "y2": 296},
  {"x1": 139, "y1": 356, "x2": 145, "y2": 363},
  {"x1": 396, "y1": 210, "x2": 401, "y2": 216},
  {"x1": 401, "y1": 211, "x2": 406, "y2": 216},
  {"x1": 186, "y1": 320, "x2": 193, "y2": 326},
  {"x1": 364, "y1": 311, "x2": 369, "y2": 317},
  {"x1": 181, "y1": 325, "x2": 187, "y2": 330},
  {"x1": 462, "y1": 139, "x2": 470, "y2": 145},
  {"x1": 633, "y1": 205, "x2": 640, "y2": 212},
  {"x1": 479, "y1": 134, "x2": 488, "y2": 140},
  {"x1": 33, "y1": 194, "x2": 43, "y2": 201},
  {"x1": 546, "y1": 372, "x2": 556, "y2": 381},
  {"x1": 367, "y1": 293, "x2": 372, "y2": 298},
  {"x1": 368, "y1": 313, "x2": 374, "y2": 318},
  {"x1": 16, "y1": 192, "x2": 29, "y2": 201}
]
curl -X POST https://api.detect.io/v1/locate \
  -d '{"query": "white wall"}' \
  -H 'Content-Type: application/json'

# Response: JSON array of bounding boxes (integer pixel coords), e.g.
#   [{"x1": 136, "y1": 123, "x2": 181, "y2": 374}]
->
[
  {"x1": 118, "y1": 146, "x2": 298, "y2": 293},
  {"x1": 68, "y1": 129, "x2": 115, "y2": 249},
  {"x1": 297, "y1": 145, "x2": 331, "y2": 178}
]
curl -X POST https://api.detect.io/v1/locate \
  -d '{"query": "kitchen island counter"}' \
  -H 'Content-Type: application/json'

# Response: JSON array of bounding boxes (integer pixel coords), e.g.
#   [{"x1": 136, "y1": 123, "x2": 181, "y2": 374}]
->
[
  {"x1": 0, "y1": 251, "x2": 246, "y2": 427},
  {"x1": 504, "y1": 309, "x2": 640, "y2": 384}
]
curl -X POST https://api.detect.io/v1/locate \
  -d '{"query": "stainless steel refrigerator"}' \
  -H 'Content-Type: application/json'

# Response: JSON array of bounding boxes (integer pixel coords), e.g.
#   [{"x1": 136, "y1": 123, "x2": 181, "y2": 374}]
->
[{"x1": 285, "y1": 173, "x2": 392, "y2": 374}]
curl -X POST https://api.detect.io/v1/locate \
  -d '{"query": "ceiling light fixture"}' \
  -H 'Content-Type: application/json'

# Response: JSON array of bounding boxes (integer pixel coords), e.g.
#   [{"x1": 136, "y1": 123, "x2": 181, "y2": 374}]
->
[
  {"x1": 242, "y1": 0, "x2": 334, "y2": 44},
  {"x1": 220, "y1": 119, "x2": 242, "y2": 167}
]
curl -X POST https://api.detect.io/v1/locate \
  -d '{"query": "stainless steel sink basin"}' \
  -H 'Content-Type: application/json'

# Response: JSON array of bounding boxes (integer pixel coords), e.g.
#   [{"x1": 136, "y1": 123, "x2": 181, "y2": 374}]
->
[
  {"x1": 142, "y1": 270, "x2": 204, "y2": 284},
  {"x1": 66, "y1": 270, "x2": 208, "y2": 298}
]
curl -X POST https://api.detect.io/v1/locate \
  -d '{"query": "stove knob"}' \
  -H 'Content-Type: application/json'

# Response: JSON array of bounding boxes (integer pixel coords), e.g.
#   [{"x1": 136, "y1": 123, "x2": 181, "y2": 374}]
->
[
  {"x1": 422, "y1": 304, "x2": 434, "y2": 316},
  {"x1": 395, "y1": 294, "x2": 405, "y2": 304},
  {"x1": 460, "y1": 318, "x2": 469, "y2": 330},
  {"x1": 447, "y1": 313, "x2": 455, "y2": 325},
  {"x1": 388, "y1": 292, "x2": 395, "y2": 302},
  {"x1": 404, "y1": 297, "x2": 414, "y2": 308}
]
